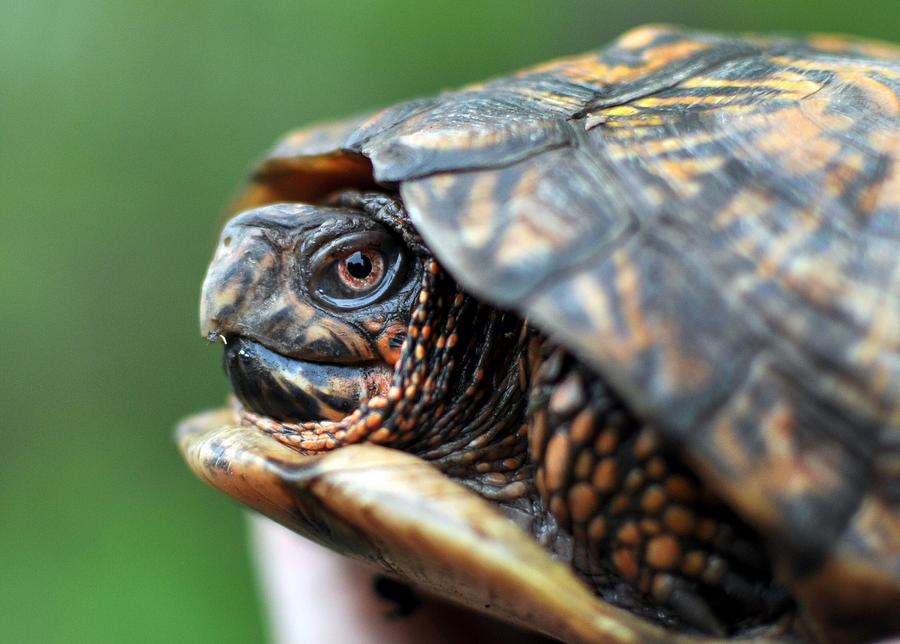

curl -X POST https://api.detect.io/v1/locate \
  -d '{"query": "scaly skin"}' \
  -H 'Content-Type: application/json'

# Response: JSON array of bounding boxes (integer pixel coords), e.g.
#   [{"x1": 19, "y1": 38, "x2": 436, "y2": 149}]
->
[{"x1": 529, "y1": 347, "x2": 788, "y2": 634}]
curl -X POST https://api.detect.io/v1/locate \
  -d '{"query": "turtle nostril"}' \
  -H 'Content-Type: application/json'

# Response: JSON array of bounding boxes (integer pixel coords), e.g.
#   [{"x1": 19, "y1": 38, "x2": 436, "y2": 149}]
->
[{"x1": 222, "y1": 236, "x2": 232, "y2": 247}]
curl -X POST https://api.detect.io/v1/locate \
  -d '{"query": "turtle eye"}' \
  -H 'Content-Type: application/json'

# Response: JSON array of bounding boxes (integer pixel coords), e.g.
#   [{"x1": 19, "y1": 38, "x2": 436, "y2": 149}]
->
[
  {"x1": 337, "y1": 249, "x2": 385, "y2": 291},
  {"x1": 308, "y1": 232, "x2": 408, "y2": 310}
]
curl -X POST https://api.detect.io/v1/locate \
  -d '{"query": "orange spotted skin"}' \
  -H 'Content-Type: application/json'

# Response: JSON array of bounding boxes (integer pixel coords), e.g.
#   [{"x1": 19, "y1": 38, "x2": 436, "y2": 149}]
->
[
  {"x1": 197, "y1": 25, "x2": 900, "y2": 643},
  {"x1": 530, "y1": 347, "x2": 788, "y2": 633}
]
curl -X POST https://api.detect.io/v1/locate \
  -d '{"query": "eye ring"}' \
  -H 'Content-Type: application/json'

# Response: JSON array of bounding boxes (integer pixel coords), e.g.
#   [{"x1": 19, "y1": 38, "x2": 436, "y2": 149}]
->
[
  {"x1": 306, "y1": 230, "x2": 408, "y2": 311},
  {"x1": 337, "y1": 249, "x2": 385, "y2": 291}
]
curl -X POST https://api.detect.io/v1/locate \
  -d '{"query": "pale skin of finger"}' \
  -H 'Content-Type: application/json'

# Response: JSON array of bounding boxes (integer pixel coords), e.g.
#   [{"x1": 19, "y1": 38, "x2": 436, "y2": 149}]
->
[{"x1": 250, "y1": 515, "x2": 555, "y2": 644}]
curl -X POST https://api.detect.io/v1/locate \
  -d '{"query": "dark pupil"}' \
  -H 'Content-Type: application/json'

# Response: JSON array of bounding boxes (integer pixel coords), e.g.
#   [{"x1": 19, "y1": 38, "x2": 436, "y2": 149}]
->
[{"x1": 346, "y1": 251, "x2": 373, "y2": 280}]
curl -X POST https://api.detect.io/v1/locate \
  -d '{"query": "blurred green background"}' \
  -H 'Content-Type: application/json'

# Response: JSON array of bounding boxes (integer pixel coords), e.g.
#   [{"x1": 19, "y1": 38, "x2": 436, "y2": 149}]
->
[{"x1": 1, "y1": 1, "x2": 897, "y2": 641}]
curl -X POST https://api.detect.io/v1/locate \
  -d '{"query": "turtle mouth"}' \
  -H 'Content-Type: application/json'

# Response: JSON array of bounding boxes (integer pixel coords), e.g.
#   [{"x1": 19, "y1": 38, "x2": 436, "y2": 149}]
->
[{"x1": 223, "y1": 336, "x2": 394, "y2": 423}]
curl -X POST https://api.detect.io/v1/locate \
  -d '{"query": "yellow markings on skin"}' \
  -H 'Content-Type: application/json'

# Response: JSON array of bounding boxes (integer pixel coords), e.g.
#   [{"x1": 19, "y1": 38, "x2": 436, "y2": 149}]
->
[
  {"x1": 357, "y1": 105, "x2": 404, "y2": 135},
  {"x1": 613, "y1": 250, "x2": 651, "y2": 353},
  {"x1": 396, "y1": 118, "x2": 513, "y2": 152},
  {"x1": 600, "y1": 105, "x2": 640, "y2": 117},
  {"x1": 759, "y1": 402, "x2": 797, "y2": 462},
  {"x1": 824, "y1": 151, "x2": 865, "y2": 199},
  {"x1": 679, "y1": 71, "x2": 823, "y2": 99},
  {"x1": 602, "y1": 63, "x2": 892, "y2": 170},
  {"x1": 712, "y1": 186, "x2": 772, "y2": 229},
  {"x1": 594, "y1": 91, "x2": 797, "y2": 146},
  {"x1": 632, "y1": 95, "x2": 747, "y2": 108},
  {"x1": 563, "y1": 39, "x2": 709, "y2": 87},
  {"x1": 807, "y1": 34, "x2": 900, "y2": 59},
  {"x1": 362, "y1": 316, "x2": 385, "y2": 335},
  {"x1": 518, "y1": 29, "x2": 707, "y2": 88},
  {"x1": 588, "y1": 104, "x2": 668, "y2": 131},
  {"x1": 800, "y1": 35, "x2": 850, "y2": 51},
  {"x1": 274, "y1": 119, "x2": 356, "y2": 156},
  {"x1": 758, "y1": 125, "x2": 839, "y2": 177},
  {"x1": 617, "y1": 24, "x2": 673, "y2": 50},
  {"x1": 755, "y1": 93, "x2": 852, "y2": 164},
  {"x1": 673, "y1": 154, "x2": 727, "y2": 179},
  {"x1": 565, "y1": 253, "x2": 707, "y2": 391},
  {"x1": 710, "y1": 391, "x2": 755, "y2": 477},
  {"x1": 459, "y1": 173, "x2": 499, "y2": 249},
  {"x1": 837, "y1": 71, "x2": 900, "y2": 116},
  {"x1": 854, "y1": 262, "x2": 900, "y2": 400},
  {"x1": 770, "y1": 55, "x2": 900, "y2": 81},
  {"x1": 811, "y1": 34, "x2": 900, "y2": 60},
  {"x1": 281, "y1": 127, "x2": 317, "y2": 150},
  {"x1": 599, "y1": 115, "x2": 666, "y2": 129},
  {"x1": 494, "y1": 165, "x2": 576, "y2": 268},
  {"x1": 784, "y1": 255, "x2": 871, "y2": 320},
  {"x1": 513, "y1": 86, "x2": 584, "y2": 110},
  {"x1": 569, "y1": 272, "x2": 617, "y2": 348},
  {"x1": 548, "y1": 58, "x2": 641, "y2": 87},
  {"x1": 754, "y1": 212, "x2": 817, "y2": 283},
  {"x1": 851, "y1": 495, "x2": 900, "y2": 564},
  {"x1": 606, "y1": 130, "x2": 719, "y2": 159},
  {"x1": 208, "y1": 249, "x2": 276, "y2": 315},
  {"x1": 654, "y1": 156, "x2": 725, "y2": 198},
  {"x1": 631, "y1": 72, "x2": 820, "y2": 110},
  {"x1": 423, "y1": 173, "x2": 457, "y2": 200},
  {"x1": 517, "y1": 52, "x2": 608, "y2": 82},
  {"x1": 302, "y1": 321, "x2": 364, "y2": 355},
  {"x1": 709, "y1": 366, "x2": 849, "y2": 531},
  {"x1": 640, "y1": 38, "x2": 710, "y2": 72},
  {"x1": 560, "y1": 266, "x2": 655, "y2": 369},
  {"x1": 760, "y1": 401, "x2": 845, "y2": 500},
  {"x1": 656, "y1": 321, "x2": 713, "y2": 391}
]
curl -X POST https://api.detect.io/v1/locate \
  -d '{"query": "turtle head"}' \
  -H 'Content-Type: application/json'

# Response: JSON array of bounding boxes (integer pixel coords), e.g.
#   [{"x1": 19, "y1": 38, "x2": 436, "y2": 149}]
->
[{"x1": 200, "y1": 201, "x2": 424, "y2": 422}]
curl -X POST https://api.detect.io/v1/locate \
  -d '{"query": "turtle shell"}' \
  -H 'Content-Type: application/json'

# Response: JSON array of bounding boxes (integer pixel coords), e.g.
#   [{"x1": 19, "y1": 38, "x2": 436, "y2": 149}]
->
[{"x1": 191, "y1": 25, "x2": 900, "y2": 641}]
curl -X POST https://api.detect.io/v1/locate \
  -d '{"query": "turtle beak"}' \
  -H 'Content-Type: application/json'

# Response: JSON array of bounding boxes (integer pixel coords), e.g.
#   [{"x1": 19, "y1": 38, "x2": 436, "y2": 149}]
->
[{"x1": 200, "y1": 211, "x2": 278, "y2": 347}]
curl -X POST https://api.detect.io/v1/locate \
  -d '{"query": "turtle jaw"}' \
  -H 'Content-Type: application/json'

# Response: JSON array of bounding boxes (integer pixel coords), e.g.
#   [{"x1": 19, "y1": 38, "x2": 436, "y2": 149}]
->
[{"x1": 222, "y1": 336, "x2": 394, "y2": 422}]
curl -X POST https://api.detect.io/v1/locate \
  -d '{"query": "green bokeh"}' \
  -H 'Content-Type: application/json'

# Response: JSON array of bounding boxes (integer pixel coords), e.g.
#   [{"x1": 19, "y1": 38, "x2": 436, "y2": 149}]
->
[{"x1": 1, "y1": 2, "x2": 896, "y2": 641}]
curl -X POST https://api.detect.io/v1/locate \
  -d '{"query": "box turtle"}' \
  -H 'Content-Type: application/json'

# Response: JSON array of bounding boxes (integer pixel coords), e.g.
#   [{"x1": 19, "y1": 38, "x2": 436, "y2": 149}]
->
[{"x1": 178, "y1": 25, "x2": 900, "y2": 643}]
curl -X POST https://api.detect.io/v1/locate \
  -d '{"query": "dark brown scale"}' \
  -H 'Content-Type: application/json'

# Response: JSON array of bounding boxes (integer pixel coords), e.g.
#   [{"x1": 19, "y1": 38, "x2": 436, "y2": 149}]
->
[{"x1": 528, "y1": 347, "x2": 790, "y2": 634}]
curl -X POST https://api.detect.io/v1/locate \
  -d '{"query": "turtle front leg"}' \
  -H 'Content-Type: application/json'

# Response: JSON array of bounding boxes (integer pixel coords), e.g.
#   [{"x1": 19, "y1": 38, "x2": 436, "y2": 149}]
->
[{"x1": 527, "y1": 347, "x2": 790, "y2": 635}]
